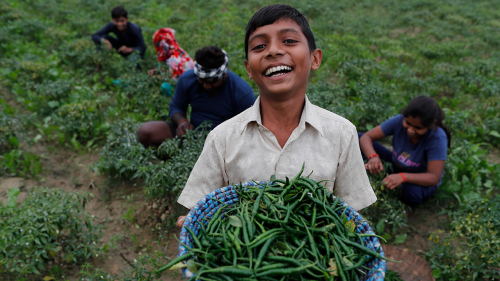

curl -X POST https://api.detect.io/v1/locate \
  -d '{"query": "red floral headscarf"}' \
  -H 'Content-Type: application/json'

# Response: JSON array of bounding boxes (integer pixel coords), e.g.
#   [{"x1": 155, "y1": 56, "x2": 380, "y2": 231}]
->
[{"x1": 152, "y1": 28, "x2": 194, "y2": 79}]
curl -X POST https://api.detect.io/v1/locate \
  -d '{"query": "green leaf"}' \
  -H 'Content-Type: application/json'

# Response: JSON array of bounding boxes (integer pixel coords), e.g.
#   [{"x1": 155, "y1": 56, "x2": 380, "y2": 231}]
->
[
  {"x1": 7, "y1": 187, "x2": 21, "y2": 208},
  {"x1": 9, "y1": 136, "x2": 19, "y2": 148},
  {"x1": 393, "y1": 234, "x2": 407, "y2": 244},
  {"x1": 382, "y1": 233, "x2": 392, "y2": 241},
  {"x1": 47, "y1": 101, "x2": 60, "y2": 108},
  {"x1": 228, "y1": 216, "x2": 242, "y2": 228},
  {"x1": 376, "y1": 219, "x2": 385, "y2": 234},
  {"x1": 270, "y1": 175, "x2": 276, "y2": 182},
  {"x1": 432, "y1": 269, "x2": 442, "y2": 278},
  {"x1": 169, "y1": 262, "x2": 187, "y2": 271},
  {"x1": 489, "y1": 130, "x2": 500, "y2": 138},
  {"x1": 186, "y1": 259, "x2": 198, "y2": 273},
  {"x1": 274, "y1": 241, "x2": 291, "y2": 251}
]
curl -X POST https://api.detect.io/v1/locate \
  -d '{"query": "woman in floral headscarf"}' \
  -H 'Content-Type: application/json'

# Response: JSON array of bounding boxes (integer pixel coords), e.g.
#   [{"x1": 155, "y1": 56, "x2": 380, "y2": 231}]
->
[{"x1": 147, "y1": 28, "x2": 194, "y2": 79}]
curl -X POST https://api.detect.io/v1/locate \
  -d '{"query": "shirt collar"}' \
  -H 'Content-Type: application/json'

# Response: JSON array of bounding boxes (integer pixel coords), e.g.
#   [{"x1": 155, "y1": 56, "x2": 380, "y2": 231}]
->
[{"x1": 239, "y1": 95, "x2": 324, "y2": 137}]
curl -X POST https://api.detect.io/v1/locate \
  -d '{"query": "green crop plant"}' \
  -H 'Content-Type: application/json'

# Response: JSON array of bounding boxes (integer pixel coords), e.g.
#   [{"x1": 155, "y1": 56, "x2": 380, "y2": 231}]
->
[
  {"x1": 426, "y1": 196, "x2": 500, "y2": 280},
  {"x1": 0, "y1": 188, "x2": 103, "y2": 277}
]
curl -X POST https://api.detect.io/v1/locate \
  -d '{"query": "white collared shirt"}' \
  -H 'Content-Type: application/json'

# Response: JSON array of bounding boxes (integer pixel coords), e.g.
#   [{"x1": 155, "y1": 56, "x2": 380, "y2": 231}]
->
[{"x1": 177, "y1": 96, "x2": 377, "y2": 211}]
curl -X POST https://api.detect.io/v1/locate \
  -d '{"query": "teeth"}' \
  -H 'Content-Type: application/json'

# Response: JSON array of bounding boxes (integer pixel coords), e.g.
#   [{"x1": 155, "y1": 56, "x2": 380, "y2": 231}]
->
[{"x1": 265, "y1": 66, "x2": 291, "y2": 76}]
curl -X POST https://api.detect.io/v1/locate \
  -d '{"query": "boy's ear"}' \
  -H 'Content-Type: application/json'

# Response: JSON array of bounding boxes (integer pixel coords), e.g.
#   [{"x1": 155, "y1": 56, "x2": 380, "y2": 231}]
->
[
  {"x1": 310, "y1": 49, "x2": 323, "y2": 70},
  {"x1": 244, "y1": 60, "x2": 253, "y2": 80}
]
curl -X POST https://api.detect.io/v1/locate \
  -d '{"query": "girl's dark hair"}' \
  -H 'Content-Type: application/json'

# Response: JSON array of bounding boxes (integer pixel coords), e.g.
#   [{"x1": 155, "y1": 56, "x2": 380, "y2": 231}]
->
[
  {"x1": 111, "y1": 6, "x2": 128, "y2": 19},
  {"x1": 195, "y1": 46, "x2": 226, "y2": 69},
  {"x1": 402, "y1": 95, "x2": 451, "y2": 148},
  {"x1": 244, "y1": 4, "x2": 316, "y2": 60}
]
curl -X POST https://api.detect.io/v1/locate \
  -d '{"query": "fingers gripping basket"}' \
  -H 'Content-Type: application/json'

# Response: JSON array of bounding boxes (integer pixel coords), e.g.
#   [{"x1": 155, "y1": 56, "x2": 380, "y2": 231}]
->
[{"x1": 179, "y1": 181, "x2": 387, "y2": 280}]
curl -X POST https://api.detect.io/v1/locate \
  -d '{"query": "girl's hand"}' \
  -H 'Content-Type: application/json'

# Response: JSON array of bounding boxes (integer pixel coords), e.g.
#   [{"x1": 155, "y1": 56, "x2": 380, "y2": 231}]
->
[
  {"x1": 382, "y1": 174, "x2": 404, "y2": 190},
  {"x1": 364, "y1": 157, "x2": 384, "y2": 174}
]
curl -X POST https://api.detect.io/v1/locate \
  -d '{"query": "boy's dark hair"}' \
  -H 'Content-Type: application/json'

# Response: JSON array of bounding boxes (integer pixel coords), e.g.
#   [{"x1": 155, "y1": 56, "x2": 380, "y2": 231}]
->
[
  {"x1": 244, "y1": 4, "x2": 316, "y2": 60},
  {"x1": 195, "y1": 46, "x2": 226, "y2": 69},
  {"x1": 402, "y1": 95, "x2": 451, "y2": 148},
  {"x1": 111, "y1": 6, "x2": 128, "y2": 19}
]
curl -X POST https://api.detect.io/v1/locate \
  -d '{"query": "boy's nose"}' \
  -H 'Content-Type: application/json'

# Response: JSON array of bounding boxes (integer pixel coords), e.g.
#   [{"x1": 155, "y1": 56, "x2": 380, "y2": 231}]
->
[{"x1": 266, "y1": 40, "x2": 284, "y2": 57}]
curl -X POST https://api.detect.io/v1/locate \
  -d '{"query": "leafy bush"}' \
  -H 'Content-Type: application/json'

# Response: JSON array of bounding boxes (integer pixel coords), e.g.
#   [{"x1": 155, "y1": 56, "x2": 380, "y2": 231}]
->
[
  {"x1": 426, "y1": 196, "x2": 500, "y2": 280},
  {"x1": 0, "y1": 188, "x2": 103, "y2": 276},
  {"x1": 0, "y1": 149, "x2": 41, "y2": 178},
  {"x1": 94, "y1": 120, "x2": 210, "y2": 198},
  {"x1": 0, "y1": 104, "x2": 24, "y2": 154},
  {"x1": 438, "y1": 138, "x2": 500, "y2": 203},
  {"x1": 55, "y1": 99, "x2": 108, "y2": 142}
]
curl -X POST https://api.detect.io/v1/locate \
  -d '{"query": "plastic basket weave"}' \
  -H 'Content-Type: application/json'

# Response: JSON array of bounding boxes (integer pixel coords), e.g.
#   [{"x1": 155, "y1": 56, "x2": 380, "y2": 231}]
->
[{"x1": 179, "y1": 181, "x2": 387, "y2": 280}]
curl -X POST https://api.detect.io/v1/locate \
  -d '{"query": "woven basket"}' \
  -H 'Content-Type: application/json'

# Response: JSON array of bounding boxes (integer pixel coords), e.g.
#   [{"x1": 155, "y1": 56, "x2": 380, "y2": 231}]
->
[{"x1": 179, "y1": 181, "x2": 387, "y2": 280}]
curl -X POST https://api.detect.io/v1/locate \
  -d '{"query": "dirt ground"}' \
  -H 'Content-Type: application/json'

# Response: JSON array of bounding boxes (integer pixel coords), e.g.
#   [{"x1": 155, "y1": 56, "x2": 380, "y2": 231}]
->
[
  {"x1": 0, "y1": 144, "x2": 185, "y2": 280},
  {"x1": 0, "y1": 84, "x2": 487, "y2": 280},
  {"x1": 1, "y1": 141, "x2": 445, "y2": 280}
]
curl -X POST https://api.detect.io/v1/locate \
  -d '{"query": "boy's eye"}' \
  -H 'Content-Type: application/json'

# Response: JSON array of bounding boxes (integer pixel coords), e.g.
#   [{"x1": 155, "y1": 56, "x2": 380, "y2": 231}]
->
[
  {"x1": 284, "y1": 39, "x2": 298, "y2": 44},
  {"x1": 252, "y1": 44, "x2": 266, "y2": 51}
]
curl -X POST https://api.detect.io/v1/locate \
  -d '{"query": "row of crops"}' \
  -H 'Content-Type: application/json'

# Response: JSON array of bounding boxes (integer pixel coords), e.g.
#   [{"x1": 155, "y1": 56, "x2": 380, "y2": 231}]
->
[{"x1": 1, "y1": 0, "x2": 499, "y2": 280}]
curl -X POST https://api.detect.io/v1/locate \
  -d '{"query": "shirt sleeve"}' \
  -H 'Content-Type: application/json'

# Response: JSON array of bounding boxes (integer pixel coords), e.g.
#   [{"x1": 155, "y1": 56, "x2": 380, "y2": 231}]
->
[
  {"x1": 91, "y1": 23, "x2": 113, "y2": 44},
  {"x1": 169, "y1": 77, "x2": 190, "y2": 119},
  {"x1": 132, "y1": 25, "x2": 147, "y2": 55},
  {"x1": 334, "y1": 126, "x2": 377, "y2": 211},
  {"x1": 177, "y1": 131, "x2": 228, "y2": 209},
  {"x1": 426, "y1": 129, "x2": 448, "y2": 161},
  {"x1": 380, "y1": 114, "x2": 403, "y2": 136}
]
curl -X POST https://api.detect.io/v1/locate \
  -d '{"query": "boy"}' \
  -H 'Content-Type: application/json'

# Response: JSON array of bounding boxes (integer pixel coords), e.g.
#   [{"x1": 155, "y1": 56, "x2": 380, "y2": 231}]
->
[
  {"x1": 91, "y1": 6, "x2": 146, "y2": 59},
  {"x1": 176, "y1": 4, "x2": 376, "y2": 227}
]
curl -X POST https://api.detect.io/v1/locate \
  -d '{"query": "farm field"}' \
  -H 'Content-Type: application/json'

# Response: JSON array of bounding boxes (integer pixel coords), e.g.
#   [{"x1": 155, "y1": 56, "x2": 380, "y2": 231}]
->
[{"x1": 1, "y1": 0, "x2": 499, "y2": 280}]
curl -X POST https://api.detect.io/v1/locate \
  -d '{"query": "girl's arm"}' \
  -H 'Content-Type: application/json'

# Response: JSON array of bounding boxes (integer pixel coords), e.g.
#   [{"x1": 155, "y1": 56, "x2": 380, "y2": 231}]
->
[
  {"x1": 359, "y1": 126, "x2": 386, "y2": 174},
  {"x1": 383, "y1": 160, "x2": 445, "y2": 189}
]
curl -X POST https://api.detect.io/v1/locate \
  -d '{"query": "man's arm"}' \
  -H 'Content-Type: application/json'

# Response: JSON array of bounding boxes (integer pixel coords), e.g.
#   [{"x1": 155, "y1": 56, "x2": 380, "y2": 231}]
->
[
  {"x1": 334, "y1": 126, "x2": 377, "y2": 211},
  {"x1": 169, "y1": 78, "x2": 193, "y2": 136},
  {"x1": 91, "y1": 23, "x2": 113, "y2": 44},
  {"x1": 131, "y1": 25, "x2": 147, "y2": 56}
]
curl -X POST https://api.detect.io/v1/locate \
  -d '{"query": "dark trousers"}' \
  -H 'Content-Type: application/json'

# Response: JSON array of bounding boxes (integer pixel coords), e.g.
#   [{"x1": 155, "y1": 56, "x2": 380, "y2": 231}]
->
[{"x1": 357, "y1": 133, "x2": 437, "y2": 207}]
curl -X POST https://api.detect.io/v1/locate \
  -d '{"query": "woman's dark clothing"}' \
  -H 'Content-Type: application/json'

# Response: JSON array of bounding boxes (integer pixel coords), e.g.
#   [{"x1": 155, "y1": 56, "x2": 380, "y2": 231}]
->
[
  {"x1": 91, "y1": 22, "x2": 146, "y2": 58},
  {"x1": 358, "y1": 132, "x2": 439, "y2": 207}
]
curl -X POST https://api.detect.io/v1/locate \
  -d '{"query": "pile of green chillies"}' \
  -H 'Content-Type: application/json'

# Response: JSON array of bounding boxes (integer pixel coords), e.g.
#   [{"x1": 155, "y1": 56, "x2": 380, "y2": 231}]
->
[{"x1": 158, "y1": 165, "x2": 399, "y2": 280}]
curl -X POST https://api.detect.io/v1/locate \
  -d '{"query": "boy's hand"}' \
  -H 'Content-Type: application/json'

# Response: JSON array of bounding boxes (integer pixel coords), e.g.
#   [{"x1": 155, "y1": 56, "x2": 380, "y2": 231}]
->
[
  {"x1": 176, "y1": 216, "x2": 186, "y2": 229},
  {"x1": 382, "y1": 174, "x2": 404, "y2": 190},
  {"x1": 176, "y1": 120, "x2": 194, "y2": 137},
  {"x1": 364, "y1": 157, "x2": 383, "y2": 174},
  {"x1": 101, "y1": 39, "x2": 112, "y2": 50},
  {"x1": 118, "y1": 46, "x2": 133, "y2": 54},
  {"x1": 148, "y1": 69, "x2": 157, "y2": 76}
]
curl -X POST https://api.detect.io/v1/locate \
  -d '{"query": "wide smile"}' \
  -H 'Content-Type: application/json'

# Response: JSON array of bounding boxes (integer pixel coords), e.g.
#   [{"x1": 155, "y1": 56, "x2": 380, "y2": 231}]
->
[{"x1": 263, "y1": 65, "x2": 293, "y2": 78}]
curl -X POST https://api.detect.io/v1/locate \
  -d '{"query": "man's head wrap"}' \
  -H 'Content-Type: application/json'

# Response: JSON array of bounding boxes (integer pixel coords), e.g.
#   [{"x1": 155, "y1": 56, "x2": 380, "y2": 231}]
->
[{"x1": 193, "y1": 49, "x2": 228, "y2": 81}]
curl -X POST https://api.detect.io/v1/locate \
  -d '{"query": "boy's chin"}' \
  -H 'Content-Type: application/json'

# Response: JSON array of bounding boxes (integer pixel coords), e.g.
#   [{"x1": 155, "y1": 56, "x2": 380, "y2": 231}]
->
[{"x1": 260, "y1": 84, "x2": 298, "y2": 98}]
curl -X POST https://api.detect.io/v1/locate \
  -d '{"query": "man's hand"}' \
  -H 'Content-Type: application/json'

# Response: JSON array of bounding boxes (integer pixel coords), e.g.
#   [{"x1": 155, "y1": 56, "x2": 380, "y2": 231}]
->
[
  {"x1": 382, "y1": 174, "x2": 405, "y2": 190},
  {"x1": 364, "y1": 157, "x2": 384, "y2": 174},
  {"x1": 176, "y1": 120, "x2": 194, "y2": 137},
  {"x1": 147, "y1": 68, "x2": 157, "y2": 76},
  {"x1": 118, "y1": 46, "x2": 133, "y2": 54},
  {"x1": 176, "y1": 216, "x2": 186, "y2": 229},
  {"x1": 101, "y1": 39, "x2": 112, "y2": 50}
]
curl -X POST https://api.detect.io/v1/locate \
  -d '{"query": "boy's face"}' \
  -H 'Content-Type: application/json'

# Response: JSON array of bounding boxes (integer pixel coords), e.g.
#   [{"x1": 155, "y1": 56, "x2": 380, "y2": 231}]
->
[
  {"x1": 245, "y1": 19, "x2": 322, "y2": 98},
  {"x1": 112, "y1": 16, "x2": 128, "y2": 32}
]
